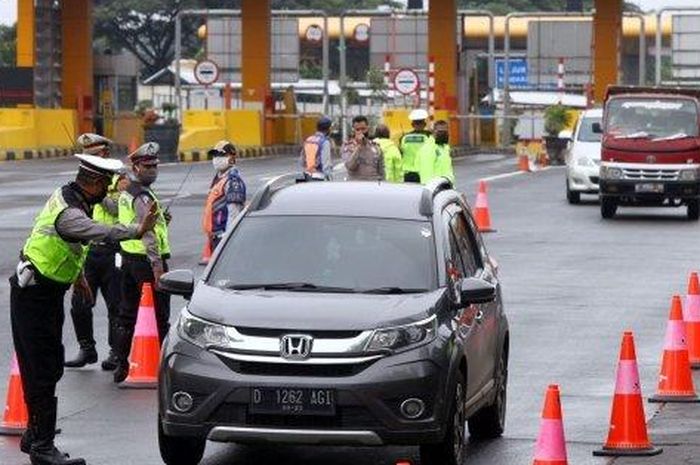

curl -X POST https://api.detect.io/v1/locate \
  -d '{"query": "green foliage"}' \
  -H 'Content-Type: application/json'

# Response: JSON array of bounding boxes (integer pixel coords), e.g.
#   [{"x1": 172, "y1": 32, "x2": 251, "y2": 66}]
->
[
  {"x1": 0, "y1": 24, "x2": 16, "y2": 67},
  {"x1": 544, "y1": 104, "x2": 571, "y2": 137},
  {"x1": 366, "y1": 66, "x2": 388, "y2": 103},
  {"x1": 300, "y1": 62, "x2": 323, "y2": 79}
]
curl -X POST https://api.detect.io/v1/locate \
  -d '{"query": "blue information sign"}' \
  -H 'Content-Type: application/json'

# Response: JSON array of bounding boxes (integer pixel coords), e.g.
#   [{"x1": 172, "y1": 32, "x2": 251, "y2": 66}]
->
[{"x1": 495, "y1": 58, "x2": 528, "y2": 89}]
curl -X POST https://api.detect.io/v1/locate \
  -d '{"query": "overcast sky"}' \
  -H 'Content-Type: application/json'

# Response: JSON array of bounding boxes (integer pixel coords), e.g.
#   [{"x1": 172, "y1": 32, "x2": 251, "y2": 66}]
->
[{"x1": 1, "y1": 0, "x2": 700, "y2": 26}]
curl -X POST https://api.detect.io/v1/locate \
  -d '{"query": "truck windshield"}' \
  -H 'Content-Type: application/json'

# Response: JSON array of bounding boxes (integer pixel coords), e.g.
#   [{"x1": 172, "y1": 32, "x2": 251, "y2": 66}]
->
[{"x1": 606, "y1": 98, "x2": 698, "y2": 139}]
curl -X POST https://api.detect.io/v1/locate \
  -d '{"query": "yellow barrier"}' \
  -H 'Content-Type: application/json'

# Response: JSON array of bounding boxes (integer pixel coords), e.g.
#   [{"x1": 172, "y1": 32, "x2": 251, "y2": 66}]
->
[
  {"x1": 179, "y1": 110, "x2": 265, "y2": 155},
  {"x1": 0, "y1": 108, "x2": 76, "y2": 161}
]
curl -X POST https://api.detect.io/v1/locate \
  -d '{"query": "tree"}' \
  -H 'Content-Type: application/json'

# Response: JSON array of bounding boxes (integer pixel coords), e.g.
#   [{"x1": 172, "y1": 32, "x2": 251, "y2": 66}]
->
[{"x1": 0, "y1": 24, "x2": 16, "y2": 67}]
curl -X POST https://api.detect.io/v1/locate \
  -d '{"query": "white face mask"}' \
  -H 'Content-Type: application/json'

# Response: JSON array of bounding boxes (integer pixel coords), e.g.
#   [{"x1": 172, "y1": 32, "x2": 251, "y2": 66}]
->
[{"x1": 212, "y1": 156, "x2": 230, "y2": 172}]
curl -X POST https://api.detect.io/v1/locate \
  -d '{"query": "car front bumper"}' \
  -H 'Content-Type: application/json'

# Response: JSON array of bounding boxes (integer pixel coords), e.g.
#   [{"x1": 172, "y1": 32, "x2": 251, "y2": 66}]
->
[
  {"x1": 567, "y1": 164, "x2": 600, "y2": 193},
  {"x1": 159, "y1": 336, "x2": 453, "y2": 446}
]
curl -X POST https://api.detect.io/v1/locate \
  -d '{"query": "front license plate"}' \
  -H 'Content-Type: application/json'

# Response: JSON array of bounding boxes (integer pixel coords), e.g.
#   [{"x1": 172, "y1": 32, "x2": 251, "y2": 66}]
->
[
  {"x1": 635, "y1": 183, "x2": 664, "y2": 193},
  {"x1": 250, "y1": 387, "x2": 336, "y2": 416}
]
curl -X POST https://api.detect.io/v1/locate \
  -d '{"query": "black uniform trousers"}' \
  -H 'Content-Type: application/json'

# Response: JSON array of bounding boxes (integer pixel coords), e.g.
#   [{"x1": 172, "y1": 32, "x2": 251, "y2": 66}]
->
[
  {"x1": 9, "y1": 273, "x2": 69, "y2": 406},
  {"x1": 114, "y1": 254, "x2": 171, "y2": 361},
  {"x1": 68, "y1": 245, "x2": 121, "y2": 350}
]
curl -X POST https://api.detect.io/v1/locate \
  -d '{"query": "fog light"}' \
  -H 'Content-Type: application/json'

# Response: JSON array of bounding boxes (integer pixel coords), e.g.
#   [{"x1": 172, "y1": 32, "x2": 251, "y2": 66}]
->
[
  {"x1": 172, "y1": 391, "x2": 194, "y2": 413},
  {"x1": 400, "y1": 398, "x2": 425, "y2": 419}
]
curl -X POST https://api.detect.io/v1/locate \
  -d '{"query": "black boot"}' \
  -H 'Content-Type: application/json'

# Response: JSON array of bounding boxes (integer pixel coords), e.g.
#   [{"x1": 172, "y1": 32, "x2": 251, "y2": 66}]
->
[
  {"x1": 63, "y1": 345, "x2": 97, "y2": 368},
  {"x1": 111, "y1": 325, "x2": 133, "y2": 383},
  {"x1": 29, "y1": 397, "x2": 85, "y2": 465},
  {"x1": 100, "y1": 351, "x2": 118, "y2": 371},
  {"x1": 20, "y1": 424, "x2": 34, "y2": 453}
]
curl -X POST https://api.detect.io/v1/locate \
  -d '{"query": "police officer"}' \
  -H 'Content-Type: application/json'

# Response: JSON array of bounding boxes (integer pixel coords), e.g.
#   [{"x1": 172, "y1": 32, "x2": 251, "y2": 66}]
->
[
  {"x1": 203, "y1": 140, "x2": 247, "y2": 251},
  {"x1": 417, "y1": 120, "x2": 455, "y2": 185},
  {"x1": 373, "y1": 124, "x2": 403, "y2": 183},
  {"x1": 64, "y1": 134, "x2": 124, "y2": 370},
  {"x1": 299, "y1": 116, "x2": 333, "y2": 180},
  {"x1": 400, "y1": 109, "x2": 434, "y2": 183},
  {"x1": 10, "y1": 154, "x2": 157, "y2": 465},
  {"x1": 113, "y1": 142, "x2": 172, "y2": 384}
]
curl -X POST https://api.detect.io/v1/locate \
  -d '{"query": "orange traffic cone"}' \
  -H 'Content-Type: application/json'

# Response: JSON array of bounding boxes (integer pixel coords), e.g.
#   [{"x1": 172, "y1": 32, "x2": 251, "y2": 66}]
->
[
  {"x1": 0, "y1": 353, "x2": 28, "y2": 435},
  {"x1": 684, "y1": 272, "x2": 700, "y2": 368},
  {"x1": 593, "y1": 331, "x2": 662, "y2": 457},
  {"x1": 474, "y1": 180, "x2": 496, "y2": 233},
  {"x1": 649, "y1": 295, "x2": 700, "y2": 403},
  {"x1": 532, "y1": 384, "x2": 568, "y2": 465},
  {"x1": 120, "y1": 283, "x2": 160, "y2": 389},
  {"x1": 518, "y1": 153, "x2": 531, "y2": 172},
  {"x1": 198, "y1": 240, "x2": 212, "y2": 266}
]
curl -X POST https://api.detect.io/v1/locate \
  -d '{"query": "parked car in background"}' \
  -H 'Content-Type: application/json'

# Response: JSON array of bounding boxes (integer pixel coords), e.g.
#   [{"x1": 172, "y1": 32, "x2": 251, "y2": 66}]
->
[{"x1": 565, "y1": 108, "x2": 603, "y2": 204}]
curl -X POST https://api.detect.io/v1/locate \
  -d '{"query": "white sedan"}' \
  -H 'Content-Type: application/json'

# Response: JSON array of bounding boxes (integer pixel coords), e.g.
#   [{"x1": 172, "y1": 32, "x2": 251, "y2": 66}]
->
[{"x1": 565, "y1": 108, "x2": 603, "y2": 204}]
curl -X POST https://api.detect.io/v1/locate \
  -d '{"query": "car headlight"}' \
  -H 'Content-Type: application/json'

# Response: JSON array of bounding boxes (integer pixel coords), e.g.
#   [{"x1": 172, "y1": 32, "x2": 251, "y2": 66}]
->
[
  {"x1": 576, "y1": 157, "x2": 594, "y2": 167},
  {"x1": 601, "y1": 166, "x2": 622, "y2": 179},
  {"x1": 681, "y1": 169, "x2": 698, "y2": 181},
  {"x1": 178, "y1": 310, "x2": 231, "y2": 349},
  {"x1": 365, "y1": 316, "x2": 437, "y2": 353}
]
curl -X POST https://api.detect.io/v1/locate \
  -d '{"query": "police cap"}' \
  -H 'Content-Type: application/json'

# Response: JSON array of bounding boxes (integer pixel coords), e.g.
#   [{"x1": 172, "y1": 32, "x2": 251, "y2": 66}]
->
[
  {"x1": 75, "y1": 154, "x2": 124, "y2": 179},
  {"x1": 76, "y1": 133, "x2": 113, "y2": 156},
  {"x1": 129, "y1": 142, "x2": 160, "y2": 165}
]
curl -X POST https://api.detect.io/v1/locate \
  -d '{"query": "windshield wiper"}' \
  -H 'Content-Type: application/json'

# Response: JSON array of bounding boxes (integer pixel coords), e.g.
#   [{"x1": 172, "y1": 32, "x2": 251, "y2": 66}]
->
[
  {"x1": 651, "y1": 133, "x2": 692, "y2": 142},
  {"x1": 361, "y1": 286, "x2": 429, "y2": 295},
  {"x1": 225, "y1": 282, "x2": 357, "y2": 293},
  {"x1": 613, "y1": 131, "x2": 650, "y2": 140}
]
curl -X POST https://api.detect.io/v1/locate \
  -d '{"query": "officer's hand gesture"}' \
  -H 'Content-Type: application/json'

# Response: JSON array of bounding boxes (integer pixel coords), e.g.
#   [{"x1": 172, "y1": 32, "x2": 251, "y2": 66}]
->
[{"x1": 137, "y1": 203, "x2": 159, "y2": 238}]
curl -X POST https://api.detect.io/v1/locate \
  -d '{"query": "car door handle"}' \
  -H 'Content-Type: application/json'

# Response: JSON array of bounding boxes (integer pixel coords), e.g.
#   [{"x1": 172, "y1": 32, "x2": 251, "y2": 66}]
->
[{"x1": 475, "y1": 310, "x2": 484, "y2": 324}]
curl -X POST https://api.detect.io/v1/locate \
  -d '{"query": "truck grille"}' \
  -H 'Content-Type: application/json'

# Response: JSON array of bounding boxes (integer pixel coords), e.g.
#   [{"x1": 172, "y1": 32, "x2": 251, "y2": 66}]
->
[
  {"x1": 208, "y1": 403, "x2": 382, "y2": 428},
  {"x1": 622, "y1": 168, "x2": 679, "y2": 181}
]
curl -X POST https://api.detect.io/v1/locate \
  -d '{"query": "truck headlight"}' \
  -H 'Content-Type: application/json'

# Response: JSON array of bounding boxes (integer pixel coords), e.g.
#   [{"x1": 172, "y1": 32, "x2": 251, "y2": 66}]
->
[
  {"x1": 365, "y1": 316, "x2": 437, "y2": 353},
  {"x1": 178, "y1": 310, "x2": 231, "y2": 349},
  {"x1": 601, "y1": 166, "x2": 622, "y2": 179},
  {"x1": 681, "y1": 169, "x2": 698, "y2": 181}
]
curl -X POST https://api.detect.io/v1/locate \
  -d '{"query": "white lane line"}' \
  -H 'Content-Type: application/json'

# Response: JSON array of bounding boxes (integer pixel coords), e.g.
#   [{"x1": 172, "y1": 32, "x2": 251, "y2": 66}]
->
[{"x1": 479, "y1": 165, "x2": 560, "y2": 183}]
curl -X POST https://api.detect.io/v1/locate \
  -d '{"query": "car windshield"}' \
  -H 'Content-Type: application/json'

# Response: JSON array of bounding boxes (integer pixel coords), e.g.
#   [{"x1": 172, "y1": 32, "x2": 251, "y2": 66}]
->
[
  {"x1": 606, "y1": 98, "x2": 699, "y2": 139},
  {"x1": 208, "y1": 216, "x2": 437, "y2": 293},
  {"x1": 577, "y1": 116, "x2": 602, "y2": 142}
]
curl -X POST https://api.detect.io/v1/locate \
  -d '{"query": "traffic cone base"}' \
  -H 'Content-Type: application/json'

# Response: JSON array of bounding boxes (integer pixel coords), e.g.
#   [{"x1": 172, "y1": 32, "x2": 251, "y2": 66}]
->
[
  {"x1": 593, "y1": 445, "x2": 663, "y2": 457},
  {"x1": 119, "y1": 283, "x2": 160, "y2": 390}
]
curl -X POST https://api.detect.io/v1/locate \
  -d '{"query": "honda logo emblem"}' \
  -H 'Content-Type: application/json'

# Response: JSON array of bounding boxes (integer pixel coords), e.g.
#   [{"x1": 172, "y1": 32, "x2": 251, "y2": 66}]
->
[
  {"x1": 280, "y1": 334, "x2": 313, "y2": 360},
  {"x1": 646, "y1": 155, "x2": 656, "y2": 163}
]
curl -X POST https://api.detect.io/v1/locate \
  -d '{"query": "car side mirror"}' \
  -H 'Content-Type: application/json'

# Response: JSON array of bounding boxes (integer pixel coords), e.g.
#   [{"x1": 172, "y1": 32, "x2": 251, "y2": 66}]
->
[
  {"x1": 460, "y1": 277, "x2": 496, "y2": 304},
  {"x1": 592, "y1": 122, "x2": 603, "y2": 134},
  {"x1": 159, "y1": 270, "x2": 194, "y2": 300}
]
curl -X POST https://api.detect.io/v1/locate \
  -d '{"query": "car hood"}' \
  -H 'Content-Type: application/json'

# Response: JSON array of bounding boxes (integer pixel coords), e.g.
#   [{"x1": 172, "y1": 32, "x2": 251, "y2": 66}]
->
[
  {"x1": 186, "y1": 283, "x2": 444, "y2": 331},
  {"x1": 571, "y1": 140, "x2": 601, "y2": 160}
]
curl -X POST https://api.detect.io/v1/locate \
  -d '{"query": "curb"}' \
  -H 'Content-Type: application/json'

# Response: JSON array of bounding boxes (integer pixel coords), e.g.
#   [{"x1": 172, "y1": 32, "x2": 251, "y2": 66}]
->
[
  {"x1": 0, "y1": 148, "x2": 73, "y2": 162},
  {"x1": 179, "y1": 145, "x2": 299, "y2": 163}
]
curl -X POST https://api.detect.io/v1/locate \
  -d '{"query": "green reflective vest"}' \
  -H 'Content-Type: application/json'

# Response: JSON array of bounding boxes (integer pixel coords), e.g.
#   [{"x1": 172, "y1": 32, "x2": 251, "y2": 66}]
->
[
  {"x1": 23, "y1": 188, "x2": 89, "y2": 284},
  {"x1": 375, "y1": 138, "x2": 403, "y2": 183},
  {"x1": 400, "y1": 131, "x2": 434, "y2": 174},
  {"x1": 118, "y1": 188, "x2": 170, "y2": 257},
  {"x1": 417, "y1": 142, "x2": 455, "y2": 185},
  {"x1": 92, "y1": 175, "x2": 119, "y2": 225}
]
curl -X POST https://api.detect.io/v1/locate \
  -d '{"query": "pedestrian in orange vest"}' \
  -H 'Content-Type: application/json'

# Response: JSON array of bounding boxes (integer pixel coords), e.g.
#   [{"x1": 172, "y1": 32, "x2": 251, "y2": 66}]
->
[{"x1": 202, "y1": 141, "x2": 247, "y2": 252}]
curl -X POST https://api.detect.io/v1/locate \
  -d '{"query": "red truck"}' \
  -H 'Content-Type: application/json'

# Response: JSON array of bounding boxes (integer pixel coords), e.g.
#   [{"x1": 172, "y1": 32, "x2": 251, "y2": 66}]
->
[{"x1": 597, "y1": 86, "x2": 700, "y2": 220}]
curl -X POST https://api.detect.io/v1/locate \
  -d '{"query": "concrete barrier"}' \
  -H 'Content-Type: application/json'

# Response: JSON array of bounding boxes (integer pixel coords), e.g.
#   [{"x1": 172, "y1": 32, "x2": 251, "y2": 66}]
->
[{"x1": 0, "y1": 108, "x2": 76, "y2": 161}]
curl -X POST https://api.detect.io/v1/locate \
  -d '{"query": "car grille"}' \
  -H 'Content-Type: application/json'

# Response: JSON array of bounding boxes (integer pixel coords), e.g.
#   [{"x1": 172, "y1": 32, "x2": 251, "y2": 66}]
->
[
  {"x1": 208, "y1": 403, "x2": 382, "y2": 428},
  {"x1": 622, "y1": 168, "x2": 679, "y2": 181},
  {"x1": 217, "y1": 357, "x2": 374, "y2": 377}
]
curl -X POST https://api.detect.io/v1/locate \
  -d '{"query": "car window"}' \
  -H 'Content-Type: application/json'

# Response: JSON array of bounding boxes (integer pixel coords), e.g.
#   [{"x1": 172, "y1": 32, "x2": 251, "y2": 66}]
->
[
  {"x1": 208, "y1": 216, "x2": 437, "y2": 292},
  {"x1": 449, "y1": 211, "x2": 482, "y2": 276},
  {"x1": 577, "y1": 116, "x2": 602, "y2": 142}
]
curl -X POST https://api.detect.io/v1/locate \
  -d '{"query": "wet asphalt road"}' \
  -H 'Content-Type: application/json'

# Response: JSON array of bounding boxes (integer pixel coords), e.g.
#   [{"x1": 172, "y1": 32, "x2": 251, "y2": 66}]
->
[{"x1": 1, "y1": 153, "x2": 698, "y2": 465}]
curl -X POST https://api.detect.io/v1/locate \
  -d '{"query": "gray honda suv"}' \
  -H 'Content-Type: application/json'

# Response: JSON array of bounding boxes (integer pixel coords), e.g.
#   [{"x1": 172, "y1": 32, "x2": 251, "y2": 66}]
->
[{"x1": 157, "y1": 176, "x2": 509, "y2": 465}]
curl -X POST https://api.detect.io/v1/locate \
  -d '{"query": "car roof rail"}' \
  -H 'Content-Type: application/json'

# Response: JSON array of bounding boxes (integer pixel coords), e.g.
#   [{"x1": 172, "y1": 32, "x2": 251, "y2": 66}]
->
[
  {"x1": 419, "y1": 177, "x2": 453, "y2": 216},
  {"x1": 248, "y1": 172, "x2": 307, "y2": 211}
]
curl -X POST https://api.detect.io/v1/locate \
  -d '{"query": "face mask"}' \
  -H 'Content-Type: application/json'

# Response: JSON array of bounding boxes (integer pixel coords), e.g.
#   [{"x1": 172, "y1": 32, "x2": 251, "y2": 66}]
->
[
  {"x1": 435, "y1": 133, "x2": 449, "y2": 145},
  {"x1": 138, "y1": 170, "x2": 158, "y2": 186},
  {"x1": 212, "y1": 156, "x2": 230, "y2": 172}
]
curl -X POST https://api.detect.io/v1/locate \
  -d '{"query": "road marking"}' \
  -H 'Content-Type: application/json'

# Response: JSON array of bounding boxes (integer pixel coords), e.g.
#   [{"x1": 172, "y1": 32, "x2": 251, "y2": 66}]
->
[{"x1": 479, "y1": 165, "x2": 560, "y2": 183}]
